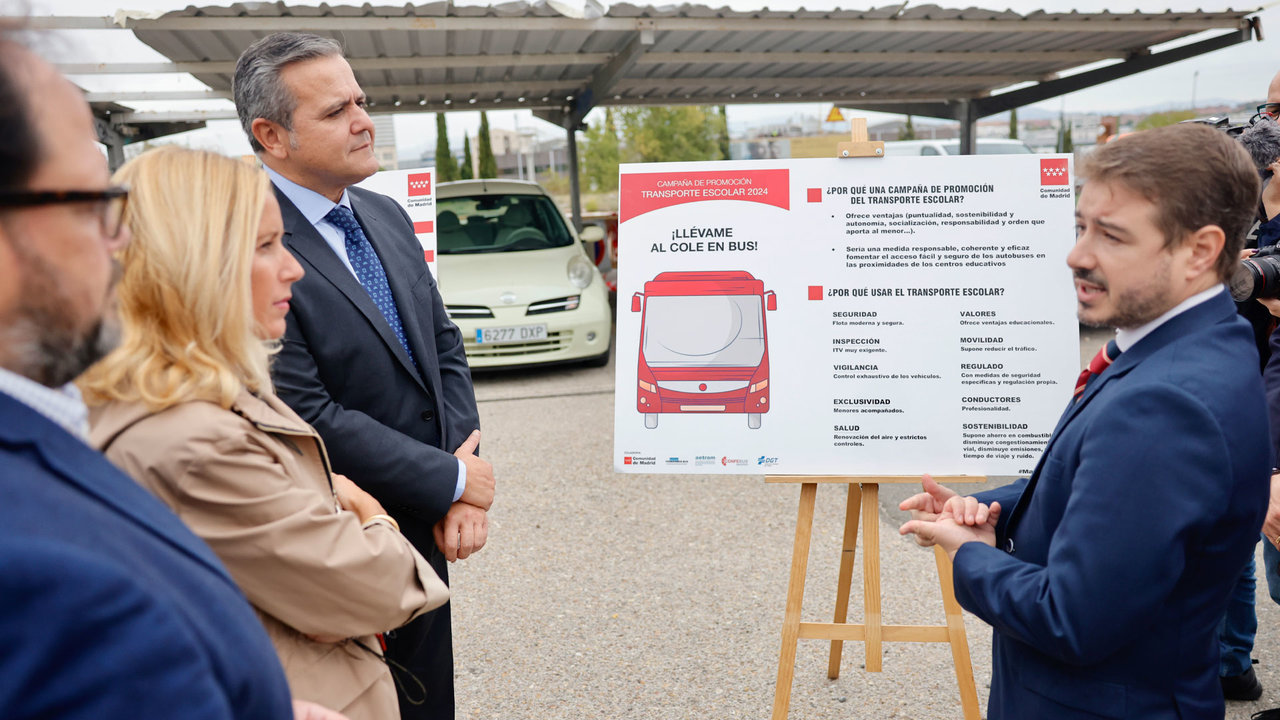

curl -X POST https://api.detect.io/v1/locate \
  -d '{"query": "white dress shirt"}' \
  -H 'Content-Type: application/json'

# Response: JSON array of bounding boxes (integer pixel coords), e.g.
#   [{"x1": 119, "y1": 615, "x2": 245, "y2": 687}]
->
[{"x1": 1114, "y1": 284, "x2": 1224, "y2": 353}]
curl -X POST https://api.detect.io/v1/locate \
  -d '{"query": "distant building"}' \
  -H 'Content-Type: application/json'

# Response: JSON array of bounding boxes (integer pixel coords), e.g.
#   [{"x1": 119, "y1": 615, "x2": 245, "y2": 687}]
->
[
  {"x1": 475, "y1": 128, "x2": 569, "y2": 180},
  {"x1": 867, "y1": 120, "x2": 958, "y2": 142},
  {"x1": 371, "y1": 114, "x2": 398, "y2": 170}
]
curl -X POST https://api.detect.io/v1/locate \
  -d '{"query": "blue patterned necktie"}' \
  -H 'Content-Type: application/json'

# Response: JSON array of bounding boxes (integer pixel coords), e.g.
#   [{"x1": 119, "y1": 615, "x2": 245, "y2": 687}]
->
[{"x1": 324, "y1": 205, "x2": 417, "y2": 366}]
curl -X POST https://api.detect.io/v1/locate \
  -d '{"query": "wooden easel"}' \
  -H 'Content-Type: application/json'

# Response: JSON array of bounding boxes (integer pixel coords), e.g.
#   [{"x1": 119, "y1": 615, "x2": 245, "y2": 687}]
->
[
  {"x1": 766, "y1": 121, "x2": 981, "y2": 719},
  {"x1": 767, "y1": 476, "x2": 984, "y2": 720}
]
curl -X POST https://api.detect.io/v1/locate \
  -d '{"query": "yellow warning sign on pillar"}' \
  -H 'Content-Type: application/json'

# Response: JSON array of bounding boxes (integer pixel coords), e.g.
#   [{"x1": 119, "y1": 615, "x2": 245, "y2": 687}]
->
[{"x1": 825, "y1": 106, "x2": 845, "y2": 123}]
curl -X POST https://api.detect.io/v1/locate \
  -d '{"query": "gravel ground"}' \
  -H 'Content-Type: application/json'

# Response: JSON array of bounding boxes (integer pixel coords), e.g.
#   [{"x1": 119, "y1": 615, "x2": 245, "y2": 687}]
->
[{"x1": 446, "y1": 328, "x2": 1280, "y2": 719}]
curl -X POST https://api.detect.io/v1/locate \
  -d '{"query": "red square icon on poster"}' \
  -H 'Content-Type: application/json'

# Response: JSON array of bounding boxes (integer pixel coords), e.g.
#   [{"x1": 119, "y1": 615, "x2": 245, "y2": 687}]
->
[
  {"x1": 807, "y1": 188, "x2": 822, "y2": 203},
  {"x1": 1040, "y1": 159, "x2": 1069, "y2": 186},
  {"x1": 808, "y1": 285, "x2": 823, "y2": 300},
  {"x1": 407, "y1": 172, "x2": 432, "y2": 197}
]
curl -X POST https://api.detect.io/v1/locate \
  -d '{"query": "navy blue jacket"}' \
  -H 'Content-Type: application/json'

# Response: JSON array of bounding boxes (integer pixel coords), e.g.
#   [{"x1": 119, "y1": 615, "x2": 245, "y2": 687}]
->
[
  {"x1": 0, "y1": 391, "x2": 292, "y2": 720},
  {"x1": 963, "y1": 291, "x2": 1270, "y2": 719}
]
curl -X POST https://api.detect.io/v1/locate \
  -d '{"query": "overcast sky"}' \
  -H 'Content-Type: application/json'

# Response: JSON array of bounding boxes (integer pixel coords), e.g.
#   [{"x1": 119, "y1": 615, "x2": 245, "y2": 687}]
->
[{"x1": 21, "y1": 0, "x2": 1280, "y2": 158}]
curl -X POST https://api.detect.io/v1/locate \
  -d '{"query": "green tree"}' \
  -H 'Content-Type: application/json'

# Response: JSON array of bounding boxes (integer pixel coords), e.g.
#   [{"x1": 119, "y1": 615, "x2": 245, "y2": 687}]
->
[
  {"x1": 618, "y1": 106, "x2": 724, "y2": 163},
  {"x1": 537, "y1": 168, "x2": 571, "y2": 196},
  {"x1": 717, "y1": 105, "x2": 731, "y2": 160},
  {"x1": 434, "y1": 113, "x2": 458, "y2": 182},
  {"x1": 1008, "y1": 108, "x2": 1019, "y2": 139},
  {"x1": 1056, "y1": 112, "x2": 1073, "y2": 153},
  {"x1": 477, "y1": 111, "x2": 498, "y2": 178},
  {"x1": 581, "y1": 107, "x2": 622, "y2": 192},
  {"x1": 1134, "y1": 110, "x2": 1196, "y2": 131},
  {"x1": 460, "y1": 136, "x2": 474, "y2": 179},
  {"x1": 898, "y1": 115, "x2": 916, "y2": 141}
]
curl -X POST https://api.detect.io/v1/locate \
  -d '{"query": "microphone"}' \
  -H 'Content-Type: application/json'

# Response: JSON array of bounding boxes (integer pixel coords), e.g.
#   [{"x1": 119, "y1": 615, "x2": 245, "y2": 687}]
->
[{"x1": 1239, "y1": 117, "x2": 1280, "y2": 173}]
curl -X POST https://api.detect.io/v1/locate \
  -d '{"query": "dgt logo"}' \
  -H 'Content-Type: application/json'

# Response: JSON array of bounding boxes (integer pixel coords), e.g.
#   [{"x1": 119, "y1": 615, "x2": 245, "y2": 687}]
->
[
  {"x1": 1040, "y1": 159, "x2": 1068, "y2": 186},
  {"x1": 407, "y1": 172, "x2": 432, "y2": 197}
]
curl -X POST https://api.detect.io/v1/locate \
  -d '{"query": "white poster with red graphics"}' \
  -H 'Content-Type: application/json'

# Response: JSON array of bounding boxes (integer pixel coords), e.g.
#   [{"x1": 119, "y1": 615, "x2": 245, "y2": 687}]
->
[
  {"x1": 613, "y1": 156, "x2": 1080, "y2": 476},
  {"x1": 355, "y1": 167, "x2": 438, "y2": 277}
]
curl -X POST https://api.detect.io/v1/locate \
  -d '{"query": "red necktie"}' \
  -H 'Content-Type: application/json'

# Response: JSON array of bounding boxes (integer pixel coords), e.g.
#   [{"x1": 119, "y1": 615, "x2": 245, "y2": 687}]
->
[{"x1": 1074, "y1": 339, "x2": 1121, "y2": 402}]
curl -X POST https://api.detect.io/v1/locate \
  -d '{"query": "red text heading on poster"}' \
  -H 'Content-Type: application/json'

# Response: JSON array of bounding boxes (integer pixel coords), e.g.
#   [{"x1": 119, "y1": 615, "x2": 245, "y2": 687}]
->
[{"x1": 620, "y1": 169, "x2": 790, "y2": 222}]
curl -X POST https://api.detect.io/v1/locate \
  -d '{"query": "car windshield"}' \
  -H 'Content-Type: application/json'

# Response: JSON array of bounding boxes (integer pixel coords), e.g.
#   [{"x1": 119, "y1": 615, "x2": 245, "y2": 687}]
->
[
  {"x1": 642, "y1": 294, "x2": 765, "y2": 367},
  {"x1": 436, "y1": 193, "x2": 575, "y2": 254}
]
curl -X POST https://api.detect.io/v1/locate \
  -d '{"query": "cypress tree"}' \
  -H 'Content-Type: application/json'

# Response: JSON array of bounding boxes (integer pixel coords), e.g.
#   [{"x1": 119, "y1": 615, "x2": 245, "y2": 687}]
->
[
  {"x1": 478, "y1": 111, "x2": 498, "y2": 178},
  {"x1": 899, "y1": 115, "x2": 916, "y2": 141},
  {"x1": 434, "y1": 113, "x2": 458, "y2": 182},
  {"x1": 717, "y1": 105, "x2": 730, "y2": 160},
  {"x1": 461, "y1": 136, "x2": 474, "y2": 179}
]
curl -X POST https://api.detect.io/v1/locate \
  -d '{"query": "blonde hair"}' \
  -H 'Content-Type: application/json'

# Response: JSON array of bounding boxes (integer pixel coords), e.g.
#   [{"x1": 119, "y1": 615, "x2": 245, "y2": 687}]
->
[{"x1": 80, "y1": 146, "x2": 273, "y2": 410}]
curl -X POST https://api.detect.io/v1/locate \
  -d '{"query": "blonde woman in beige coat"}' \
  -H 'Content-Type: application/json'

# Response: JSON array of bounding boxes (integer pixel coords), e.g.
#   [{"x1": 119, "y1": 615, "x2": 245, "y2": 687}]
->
[{"x1": 80, "y1": 146, "x2": 449, "y2": 720}]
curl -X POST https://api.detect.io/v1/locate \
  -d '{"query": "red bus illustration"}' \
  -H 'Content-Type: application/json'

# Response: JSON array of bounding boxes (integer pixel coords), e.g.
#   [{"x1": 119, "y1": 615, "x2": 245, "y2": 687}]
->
[{"x1": 631, "y1": 271, "x2": 777, "y2": 429}]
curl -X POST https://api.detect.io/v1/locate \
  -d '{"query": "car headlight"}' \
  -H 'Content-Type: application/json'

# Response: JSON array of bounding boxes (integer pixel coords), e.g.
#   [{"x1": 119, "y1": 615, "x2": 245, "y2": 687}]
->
[{"x1": 567, "y1": 256, "x2": 595, "y2": 290}]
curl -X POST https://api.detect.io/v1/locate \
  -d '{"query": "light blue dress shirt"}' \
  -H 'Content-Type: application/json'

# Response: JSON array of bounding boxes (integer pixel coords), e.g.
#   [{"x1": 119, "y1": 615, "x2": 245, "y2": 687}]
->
[{"x1": 0, "y1": 367, "x2": 90, "y2": 442}]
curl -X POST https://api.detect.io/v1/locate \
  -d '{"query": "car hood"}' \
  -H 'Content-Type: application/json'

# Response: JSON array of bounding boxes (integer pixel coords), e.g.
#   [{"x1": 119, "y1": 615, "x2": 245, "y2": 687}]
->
[{"x1": 437, "y1": 245, "x2": 583, "y2": 307}]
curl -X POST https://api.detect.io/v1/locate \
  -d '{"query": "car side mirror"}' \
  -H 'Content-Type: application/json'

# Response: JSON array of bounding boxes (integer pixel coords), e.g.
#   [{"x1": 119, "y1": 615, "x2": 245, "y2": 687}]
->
[
  {"x1": 631, "y1": 293, "x2": 642, "y2": 313},
  {"x1": 580, "y1": 224, "x2": 605, "y2": 243},
  {"x1": 765, "y1": 291, "x2": 777, "y2": 312}
]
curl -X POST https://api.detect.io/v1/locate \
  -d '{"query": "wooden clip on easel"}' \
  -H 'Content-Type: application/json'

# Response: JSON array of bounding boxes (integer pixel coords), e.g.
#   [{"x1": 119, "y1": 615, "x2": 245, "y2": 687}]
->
[
  {"x1": 836, "y1": 117, "x2": 885, "y2": 159},
  {"x1": 767, "y1": 118, "x2": 980, "y2": 720}
]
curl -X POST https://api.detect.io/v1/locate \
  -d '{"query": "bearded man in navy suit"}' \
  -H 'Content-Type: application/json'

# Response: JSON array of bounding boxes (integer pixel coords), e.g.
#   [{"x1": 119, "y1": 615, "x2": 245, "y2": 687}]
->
[
  {"x1": 233, "y1": 33, "x2": 494, "y2": 720},
  {"x1": 902, "y1": 124, "x2": 1271, "y2": 719},
  {"x1": 0, "y1": 26, "x2": 311, "y2": 720}
]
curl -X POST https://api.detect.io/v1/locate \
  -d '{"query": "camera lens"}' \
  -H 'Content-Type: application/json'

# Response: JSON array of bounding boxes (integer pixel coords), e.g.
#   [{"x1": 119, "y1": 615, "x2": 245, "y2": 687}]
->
[{"x1": 1231, "y1": 253, "x2": 1280, "y2": 302}]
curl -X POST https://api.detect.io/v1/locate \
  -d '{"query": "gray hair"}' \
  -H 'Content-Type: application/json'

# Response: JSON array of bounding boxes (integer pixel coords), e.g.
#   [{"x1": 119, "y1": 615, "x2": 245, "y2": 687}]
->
[{"x1": 233, "y1": 32, "x2": 343, "y2": 153}]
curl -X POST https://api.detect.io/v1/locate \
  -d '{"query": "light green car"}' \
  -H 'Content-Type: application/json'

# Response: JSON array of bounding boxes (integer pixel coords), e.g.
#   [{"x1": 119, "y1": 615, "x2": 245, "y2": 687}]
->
[{"x1": 436, "y1": 179, "x2": 613, "y2": 369}]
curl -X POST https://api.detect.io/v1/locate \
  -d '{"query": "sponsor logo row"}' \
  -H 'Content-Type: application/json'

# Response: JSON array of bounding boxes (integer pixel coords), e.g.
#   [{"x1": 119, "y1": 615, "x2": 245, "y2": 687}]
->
[{"x1": 621, "y1": 454, "x2": 780, "y2": 468}]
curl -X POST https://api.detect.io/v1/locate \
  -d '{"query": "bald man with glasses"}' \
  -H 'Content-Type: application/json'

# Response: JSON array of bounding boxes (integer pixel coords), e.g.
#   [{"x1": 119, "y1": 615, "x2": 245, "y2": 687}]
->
[
  {"x1": 1245, "y1": 69, "x2": 1280, "y2": 720},
  {"x1": 1210, "y1": 69, "x2": 1280, "y2": 715}
]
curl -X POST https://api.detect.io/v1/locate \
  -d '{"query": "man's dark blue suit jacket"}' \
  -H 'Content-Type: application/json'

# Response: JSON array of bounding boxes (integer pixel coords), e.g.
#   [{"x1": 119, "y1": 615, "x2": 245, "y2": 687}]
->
[
  {"x1": 0, "y1": 391, "x2": 292, "y2": 719},
  {"x1": 271, "y1": 184, "x2": 480, "y2": 718},
  {"x1": 960, "y1": 290, "x2": 1270, "y2": 719},
  {"x1": 272, "y1": 185, "x2": 479, "y2": 551}
]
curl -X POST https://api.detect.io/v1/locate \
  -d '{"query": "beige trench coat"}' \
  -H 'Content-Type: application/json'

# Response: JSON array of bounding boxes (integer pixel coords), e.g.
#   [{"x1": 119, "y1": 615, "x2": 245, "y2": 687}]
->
[{"x1": 91, "y1": 389, "x2": 450, "y2": 720}]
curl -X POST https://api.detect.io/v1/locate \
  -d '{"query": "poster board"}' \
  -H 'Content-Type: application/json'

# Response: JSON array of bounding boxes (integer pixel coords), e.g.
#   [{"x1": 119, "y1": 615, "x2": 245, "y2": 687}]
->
[
  {"x1": 613, "y1": 155, "x2": 1080, "y2": 476},
  {"x1": 355, "y1": 166, "x2": 438, "y2": 277}
]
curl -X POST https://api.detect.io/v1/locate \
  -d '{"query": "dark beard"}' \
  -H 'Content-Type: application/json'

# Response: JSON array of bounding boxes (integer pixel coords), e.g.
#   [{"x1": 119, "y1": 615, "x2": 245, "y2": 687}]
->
[
  {"x1": 0, "y1": 238, "x2": 121, "y2": 388},
  {"x1": 1079, "y1": 288, "x2": 1171, "y2": 330},
  {"x1": 2, "y1": 313, "x2": 119, "y2": 387},
  {"x1": 1074, "y1": 264, "x2": 1173, "y2": 330}
]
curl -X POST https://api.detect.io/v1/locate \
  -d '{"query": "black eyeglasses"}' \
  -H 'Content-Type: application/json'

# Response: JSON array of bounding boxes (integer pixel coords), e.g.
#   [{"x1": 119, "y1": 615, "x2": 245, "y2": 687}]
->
[
  {"x1": 1257, "y1": 103, "x2": 1280, "y2": 120},
  {"x1": 0, "y1": 186, "x2": 130, "y2": 239}
]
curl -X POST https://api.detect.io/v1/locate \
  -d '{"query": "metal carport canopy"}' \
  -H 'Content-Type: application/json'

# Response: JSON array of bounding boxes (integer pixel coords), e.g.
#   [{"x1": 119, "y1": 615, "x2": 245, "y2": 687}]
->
[{"x1": 46, "y1": 2, "x2": 1262, "y2": 222}]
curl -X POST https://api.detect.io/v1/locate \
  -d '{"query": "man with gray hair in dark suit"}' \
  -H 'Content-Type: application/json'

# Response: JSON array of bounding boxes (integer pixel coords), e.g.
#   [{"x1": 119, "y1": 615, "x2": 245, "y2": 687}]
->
[{"x1": 233, "y1": 32, "x2": 495, "y2": 720}]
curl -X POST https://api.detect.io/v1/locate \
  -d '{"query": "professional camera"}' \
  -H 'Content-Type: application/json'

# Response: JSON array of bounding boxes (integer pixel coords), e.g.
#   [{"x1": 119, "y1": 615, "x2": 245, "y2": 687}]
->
[
  {"x1": 1183, "y1": 115, "x2": 1280, "y2": 302},
  {"x1": 1181, "y1": 115, "x2": 1249, "y2": 138},
  {"x1": 1182, "y1": 114, "x2": 1280, "y2": 173},
  {"x1": 1231, "y1": 244, "x2": 1280, "y2": 302}
]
